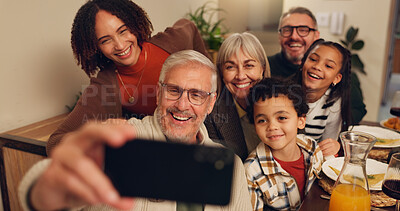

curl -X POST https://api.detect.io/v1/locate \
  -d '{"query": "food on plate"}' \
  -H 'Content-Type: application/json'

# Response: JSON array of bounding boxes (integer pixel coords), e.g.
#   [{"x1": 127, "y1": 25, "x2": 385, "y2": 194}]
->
[
  {"x1": 383, "y1": 117, "x2": 400, "y2": 130},
  {"x1": 352, "y1": 125, "x2": 400, "y2": 148},
  {"x1": 367, "y1": 174, "x2": 385, "y2": 186},
  {"x1": 368, "y1": 149, "x2": 389, "y2": 163},
  {"x1": 375, "y1": 138, "x2": 400, "y2": 146},
  {"x1": 329, "y1": 166, "x2": 385, "y2": 186},
  {"x1": 329, "y1": 166, "x2": 341, "y2": 175},
  {"x1": 370, "y1": 191, "x2": 397, "y2": 207}
]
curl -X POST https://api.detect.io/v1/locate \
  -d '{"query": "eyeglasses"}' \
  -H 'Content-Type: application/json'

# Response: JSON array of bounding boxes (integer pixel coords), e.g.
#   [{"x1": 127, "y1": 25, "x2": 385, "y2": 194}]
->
[
  {"x1": 279, "y1": 25, "x2": 316, "y2": 38},
  {"x1": 160, "y1": 83, "x2": 214, "y2": 105}
]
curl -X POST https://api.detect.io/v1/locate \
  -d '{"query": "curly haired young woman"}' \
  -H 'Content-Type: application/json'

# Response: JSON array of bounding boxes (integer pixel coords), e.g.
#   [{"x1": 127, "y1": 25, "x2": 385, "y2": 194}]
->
[{"x1": 47, "y1": 0, "x2": 210, "y2": 154}]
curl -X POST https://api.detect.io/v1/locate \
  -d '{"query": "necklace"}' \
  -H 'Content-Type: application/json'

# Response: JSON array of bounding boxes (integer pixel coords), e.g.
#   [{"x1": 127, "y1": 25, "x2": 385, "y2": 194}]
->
[{"x1": 115, "y1": 50, "x2": 147, "y2": 104}]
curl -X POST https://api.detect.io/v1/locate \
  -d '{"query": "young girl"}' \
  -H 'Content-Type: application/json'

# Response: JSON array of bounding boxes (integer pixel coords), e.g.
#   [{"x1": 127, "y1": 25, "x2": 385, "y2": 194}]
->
[{"x1": 295, "y1": 39, "x2": 351, "y2": 157}]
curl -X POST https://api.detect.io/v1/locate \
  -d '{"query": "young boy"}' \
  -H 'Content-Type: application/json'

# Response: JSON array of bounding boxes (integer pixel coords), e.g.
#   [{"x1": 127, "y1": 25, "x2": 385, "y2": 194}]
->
[{"x1": 245, "y1": 78, "x2": 323, "y2": 210}]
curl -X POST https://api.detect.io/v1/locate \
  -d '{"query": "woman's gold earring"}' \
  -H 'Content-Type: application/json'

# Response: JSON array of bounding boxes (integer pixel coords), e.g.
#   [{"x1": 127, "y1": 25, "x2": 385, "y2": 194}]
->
[{"x1": 332, "y1": 82, "x2": 337, "y2": 87}]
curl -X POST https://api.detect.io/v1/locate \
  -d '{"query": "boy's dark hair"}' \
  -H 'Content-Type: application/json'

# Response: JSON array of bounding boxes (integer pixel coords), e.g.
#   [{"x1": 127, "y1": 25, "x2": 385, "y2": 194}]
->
[
  {"x1": 247, "y1": 77, "x2": 309, "y2": 124},
  {"x1": 71, "y1": 0, "x2": 153, "y2": 76},
  {"x1": 295, "y1": 38, "x2": 351, "y2": 133}
]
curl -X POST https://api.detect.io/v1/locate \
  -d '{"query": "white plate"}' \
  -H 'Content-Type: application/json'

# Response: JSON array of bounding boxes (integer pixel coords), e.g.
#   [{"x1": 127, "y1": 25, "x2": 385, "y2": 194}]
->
[
  {"x1": 380, "y1": 119, "x2": 400, "y2": 132},
  {"x1": 322, "y1": 157, "x2": 388, "y2": 190},
  {"x1": 350, "y1": 125, "x2": 400, "y2": 148}
]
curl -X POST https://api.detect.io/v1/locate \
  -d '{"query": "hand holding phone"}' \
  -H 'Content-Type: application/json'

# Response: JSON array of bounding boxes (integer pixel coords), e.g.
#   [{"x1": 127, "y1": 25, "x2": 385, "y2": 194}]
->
[{"x1": 104, "y1": 139, "x2": 235, "y2": 205}]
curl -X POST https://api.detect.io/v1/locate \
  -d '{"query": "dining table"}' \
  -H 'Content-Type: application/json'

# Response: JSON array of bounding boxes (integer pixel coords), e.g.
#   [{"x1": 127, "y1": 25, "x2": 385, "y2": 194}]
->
[
  {"x1": 299, "y1": 181, "x2": 395, "y2": 211},
  {"x1": 299, "y1": 120, "x2": 399, "y2": 211}
]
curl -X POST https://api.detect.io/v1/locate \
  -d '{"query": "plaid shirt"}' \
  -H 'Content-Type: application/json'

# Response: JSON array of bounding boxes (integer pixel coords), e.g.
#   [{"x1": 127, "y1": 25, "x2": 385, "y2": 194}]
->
[{"x1": 244, "y1": 134, "x2": 323, "y2": 210}]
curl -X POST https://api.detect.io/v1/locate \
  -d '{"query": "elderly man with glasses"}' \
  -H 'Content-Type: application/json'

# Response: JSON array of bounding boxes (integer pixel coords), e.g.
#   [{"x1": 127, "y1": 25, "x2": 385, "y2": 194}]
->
[
  {"x1": 19, "y1": 50, "x2": 252, "y2": 211},
  {"x1": 268, "y1": 6, "x2": 367, "y2": 124}
]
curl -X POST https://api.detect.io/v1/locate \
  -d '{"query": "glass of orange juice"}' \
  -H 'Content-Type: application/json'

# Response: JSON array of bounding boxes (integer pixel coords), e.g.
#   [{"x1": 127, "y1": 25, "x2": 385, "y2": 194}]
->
[{"x1": 329, "y1": 131, "x2": 376, "y2": 211}]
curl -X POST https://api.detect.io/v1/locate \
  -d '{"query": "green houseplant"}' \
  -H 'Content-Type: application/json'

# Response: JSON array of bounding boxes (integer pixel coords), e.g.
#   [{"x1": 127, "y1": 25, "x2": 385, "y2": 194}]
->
[
  {"x1": 340, "y1": 26, "x2": 366, "y2": 75},
  {"x1": 186, "y1": 2, "x2": 228, "y2": 51},
  {"x1": 65, "y1": 91, "x2": 82, "y2": 112}
]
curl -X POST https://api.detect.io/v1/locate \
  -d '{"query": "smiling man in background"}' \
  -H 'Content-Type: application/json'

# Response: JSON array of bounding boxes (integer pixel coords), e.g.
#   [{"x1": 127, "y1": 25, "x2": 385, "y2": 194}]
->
[{"x1": 268, "y1": 7, "x2": 320, "y2": 77}]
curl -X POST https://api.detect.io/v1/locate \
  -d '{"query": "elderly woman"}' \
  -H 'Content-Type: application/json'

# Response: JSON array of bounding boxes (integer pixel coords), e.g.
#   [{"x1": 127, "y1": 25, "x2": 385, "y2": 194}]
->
[
  {"x1": 47, "y1": 0, "x2": 209, "y2": 154},
  {"x1": 205, "y1": 32, "x2": 271, "y2": 161}
]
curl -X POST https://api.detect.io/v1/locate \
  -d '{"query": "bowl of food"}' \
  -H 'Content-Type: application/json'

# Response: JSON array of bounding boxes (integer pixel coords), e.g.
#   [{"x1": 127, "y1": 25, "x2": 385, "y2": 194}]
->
[{"x1": 380, "y1": 117, "x2": 400, "y2": 132}]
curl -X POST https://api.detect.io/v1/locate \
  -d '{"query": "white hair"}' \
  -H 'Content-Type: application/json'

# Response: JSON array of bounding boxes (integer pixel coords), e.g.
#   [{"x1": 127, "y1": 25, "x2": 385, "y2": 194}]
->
[{"x1": 158, "y1": 50, "x2": 217, "y2": 93}]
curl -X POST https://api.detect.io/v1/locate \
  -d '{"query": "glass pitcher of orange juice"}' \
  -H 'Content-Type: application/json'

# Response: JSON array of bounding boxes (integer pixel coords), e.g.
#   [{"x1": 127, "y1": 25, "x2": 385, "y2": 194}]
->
[{"x1": 329, "y1": 131, "x2": 377, "y2": 211}]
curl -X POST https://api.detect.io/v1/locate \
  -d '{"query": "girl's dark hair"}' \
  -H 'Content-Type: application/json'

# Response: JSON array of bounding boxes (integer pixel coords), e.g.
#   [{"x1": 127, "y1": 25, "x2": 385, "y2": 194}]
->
[
  {"x1": 247, "y1": 77, "x2": 309, "y2": 124},
  {"x1": 71, "y1": 0, "x2": 153, "y2": 75},
  {"x1": 295, "y1": 38, "x2": 352, "y2": 132}
]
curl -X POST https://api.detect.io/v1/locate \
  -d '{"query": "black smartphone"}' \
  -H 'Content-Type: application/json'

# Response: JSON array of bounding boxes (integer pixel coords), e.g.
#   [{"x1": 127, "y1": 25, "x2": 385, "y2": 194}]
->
[{"x1": 104, "y1": 139, "x2": 235, "y2": 205}]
